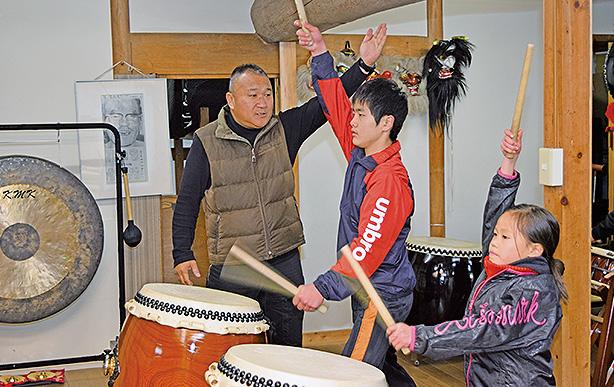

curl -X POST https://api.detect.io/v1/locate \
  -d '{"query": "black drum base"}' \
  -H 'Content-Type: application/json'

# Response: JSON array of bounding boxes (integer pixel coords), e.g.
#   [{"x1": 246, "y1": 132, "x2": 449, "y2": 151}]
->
[{"x1": 406, "y1": 255, "x2": 482, "y2": 326}]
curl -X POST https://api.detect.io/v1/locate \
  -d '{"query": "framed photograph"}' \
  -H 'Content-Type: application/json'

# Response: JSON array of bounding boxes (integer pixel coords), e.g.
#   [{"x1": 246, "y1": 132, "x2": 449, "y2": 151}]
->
[{"x1": 75, "y1": 78, "x2": 174, "y2": 199}]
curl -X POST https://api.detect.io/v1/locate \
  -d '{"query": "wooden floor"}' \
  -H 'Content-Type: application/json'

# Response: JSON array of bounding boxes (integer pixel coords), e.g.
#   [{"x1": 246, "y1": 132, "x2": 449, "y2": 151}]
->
[{"x1": 58, "y1": 330, "x2": 465, "y2": 386}]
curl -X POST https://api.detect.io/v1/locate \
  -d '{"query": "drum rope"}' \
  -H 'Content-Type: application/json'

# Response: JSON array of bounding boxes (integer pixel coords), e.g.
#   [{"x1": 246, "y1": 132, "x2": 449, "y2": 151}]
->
[{"x1": 134, "y1": 292, "x2": 266, "y2": 323}]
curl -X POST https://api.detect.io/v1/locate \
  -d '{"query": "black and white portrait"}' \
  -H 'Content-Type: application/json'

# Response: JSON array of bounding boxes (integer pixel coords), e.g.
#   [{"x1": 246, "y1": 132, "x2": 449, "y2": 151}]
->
[
  {"x1": 101, "y1": 93, "x2": 148, "y2": 184},
  {"x1": 76, "y1": 78, "x2": 173, "y2": 199}
]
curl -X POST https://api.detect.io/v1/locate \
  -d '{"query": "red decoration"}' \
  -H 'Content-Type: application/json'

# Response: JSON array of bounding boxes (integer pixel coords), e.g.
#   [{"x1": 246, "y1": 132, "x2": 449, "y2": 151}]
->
[{"x1": 0, "y1": 370, "x2": 65, "y2": 386}]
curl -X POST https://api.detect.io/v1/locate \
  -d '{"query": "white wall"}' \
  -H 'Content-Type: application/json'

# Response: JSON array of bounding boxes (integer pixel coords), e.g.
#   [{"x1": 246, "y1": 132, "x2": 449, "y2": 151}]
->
[
  {"x1": 129, "y1": 0, "x2": 427, "y2": 35},
  {"x1": 444, "y1": 7, "x2": 544, "y2": 243},
  {"x1": 594, "y1": 1, "x2": 614, "y2": 35}
]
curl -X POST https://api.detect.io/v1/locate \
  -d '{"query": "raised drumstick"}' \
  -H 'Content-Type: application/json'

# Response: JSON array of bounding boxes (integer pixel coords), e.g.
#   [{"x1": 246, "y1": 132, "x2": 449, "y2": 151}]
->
[
  {"x1": 229, "y1": 244, "x2": 328, "y2": 314},
  {"x1": 504, "y1": 43, "x2": 533, "y2": 159},
  {"x1": 511, "y1": 44, "x2": 534, "y2": 138},
  {"x1": 294, "y1": 0, "x2": 310, "y2": 34},
  {"x1": 294, "y1": 0, "x2": 308, "y2": 25},
  {"x1": 340, "y1": 245, "x2": 411, "y2": 355}
]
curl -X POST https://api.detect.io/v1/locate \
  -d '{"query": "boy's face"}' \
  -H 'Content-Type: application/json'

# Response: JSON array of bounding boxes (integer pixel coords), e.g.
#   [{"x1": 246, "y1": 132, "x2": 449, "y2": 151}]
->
[{"x1": 349, "y1": 102, "x2": 391, "y2": 151}]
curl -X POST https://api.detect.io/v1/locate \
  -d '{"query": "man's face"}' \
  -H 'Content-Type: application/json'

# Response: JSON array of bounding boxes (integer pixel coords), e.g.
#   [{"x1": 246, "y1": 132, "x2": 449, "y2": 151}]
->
[
  {"x1": 226, "y1": 72, "x2": 273, "y2": 129},
  {"x1": 103, "y1": 97, "x2": 142, "y2": 147}
]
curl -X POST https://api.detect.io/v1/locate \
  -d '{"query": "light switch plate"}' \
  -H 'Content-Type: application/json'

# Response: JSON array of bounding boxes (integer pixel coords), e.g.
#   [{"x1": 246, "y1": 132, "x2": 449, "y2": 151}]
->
[{"x1": 538, "y1": 148, "x2": 563, "y2": 186}]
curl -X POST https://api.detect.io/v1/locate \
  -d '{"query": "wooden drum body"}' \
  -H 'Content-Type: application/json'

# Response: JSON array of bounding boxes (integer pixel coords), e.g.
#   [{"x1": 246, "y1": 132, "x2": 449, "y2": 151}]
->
[
  {"x1": 112, "y1": 284, "x2": 269, "y2": 386},
  {"x1": 205, "y1": 344, "x2": 387, "y2": 387},
  {"x1": 405, "y1": 237, "x2": 483, "y2": 326}
]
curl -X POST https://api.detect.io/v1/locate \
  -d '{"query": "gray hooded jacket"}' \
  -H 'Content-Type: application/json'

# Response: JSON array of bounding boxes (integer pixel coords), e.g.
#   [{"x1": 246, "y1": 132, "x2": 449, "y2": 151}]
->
[{"x1": 412, "y1": 172, "x2": 563, "y2": 386}]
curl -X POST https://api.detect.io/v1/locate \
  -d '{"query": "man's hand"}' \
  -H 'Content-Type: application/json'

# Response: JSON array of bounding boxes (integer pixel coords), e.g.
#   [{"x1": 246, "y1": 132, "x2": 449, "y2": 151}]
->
[
  {"x1": 294, "y1": 20, "x2": 327, "y2": 56},
  {"x1": 175, "y1": 260, "x2": 201, "y2": 285},
  {"x1": 292, "y1": 283, "x2": 324, "y2": 312},
  {"x1": 360, "y1": 23, "x2": 387, "y2": 67}
]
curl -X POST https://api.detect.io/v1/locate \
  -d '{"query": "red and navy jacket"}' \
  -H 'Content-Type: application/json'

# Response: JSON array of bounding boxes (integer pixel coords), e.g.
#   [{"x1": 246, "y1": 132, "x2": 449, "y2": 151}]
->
[{"x1": 311, "y1": 52, "x2": 416, "y2": 301}]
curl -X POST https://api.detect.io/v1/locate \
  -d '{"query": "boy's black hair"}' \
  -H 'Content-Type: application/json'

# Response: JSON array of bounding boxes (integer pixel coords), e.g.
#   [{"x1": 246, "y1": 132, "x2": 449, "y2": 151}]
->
[{"x1": 351, "y1": 78, "x2": 408, "y2": 141}]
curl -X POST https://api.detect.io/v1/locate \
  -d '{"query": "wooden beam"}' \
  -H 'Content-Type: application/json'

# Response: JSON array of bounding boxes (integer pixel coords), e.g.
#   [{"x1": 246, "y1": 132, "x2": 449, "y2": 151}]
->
[
  {"x1": 543, "y1": 0, "x2": 591, "y2": 385},
  {"x1": 129, "y1": 33, "x2": 432, "y2": 78},
  {"x1": 295, "y1": 35, "x2": 431, "y2": 67},
  {"x1": 426, "y1": 0, "x2": 445, "y2": 237},
  {"x1": 130, "y1": 33, "x2": 280, "y2": 77}
]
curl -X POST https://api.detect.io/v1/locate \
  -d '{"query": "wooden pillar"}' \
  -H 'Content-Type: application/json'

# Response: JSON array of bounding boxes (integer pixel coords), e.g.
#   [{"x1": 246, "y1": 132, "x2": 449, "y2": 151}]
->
[
  {"x1": 543, "y1": 0, "x2": 591, "y2": 384},
  {"x1": 279, "y1": 42, "x2": 301, "y2": 201},
  {"x1": 110, "y1": 0, "x2": 131, "y2": 76},
  {"x1": 427, "y1": 0, "x2": 445, "y2": 237}
]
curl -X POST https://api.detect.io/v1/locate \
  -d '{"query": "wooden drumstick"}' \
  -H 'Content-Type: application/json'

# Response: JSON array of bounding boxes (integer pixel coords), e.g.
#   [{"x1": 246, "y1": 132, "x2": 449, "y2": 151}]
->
[
  {"x1": 294, "y1": 0, "x2": 308, "y2": 25},
  {"x1": 340, "y1": 246, "x2": 411, "y2": 355},
  {"x1": 504, "y1": 43, "x2": 533, "y2": 159},
  {"x1": 229, "y1": 244, "x2": 328, "y2": 314},
  {"x1": 511, "y1": 44, "x2": 534, "y2": 138},
  {"x1": 293, "y1": 0, "x2": 309, "y2": 34}
]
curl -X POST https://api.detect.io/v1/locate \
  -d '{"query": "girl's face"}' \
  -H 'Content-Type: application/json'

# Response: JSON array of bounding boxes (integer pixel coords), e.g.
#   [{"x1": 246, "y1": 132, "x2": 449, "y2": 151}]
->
[{"x1": 489, "y1": 212, "x2": 543, "y2": 265}]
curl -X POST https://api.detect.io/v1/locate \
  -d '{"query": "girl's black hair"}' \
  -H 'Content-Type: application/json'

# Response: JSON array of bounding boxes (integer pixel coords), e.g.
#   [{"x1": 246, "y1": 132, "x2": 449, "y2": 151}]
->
[{"x1": 506, "y1": 204, "x2": 568, "y2": 302}]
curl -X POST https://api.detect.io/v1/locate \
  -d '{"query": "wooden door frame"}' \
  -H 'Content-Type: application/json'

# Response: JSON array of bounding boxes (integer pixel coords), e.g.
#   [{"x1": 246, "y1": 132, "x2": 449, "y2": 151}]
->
[{"x1": 544, "y1": 0, "x2": 591, "y2": 385}]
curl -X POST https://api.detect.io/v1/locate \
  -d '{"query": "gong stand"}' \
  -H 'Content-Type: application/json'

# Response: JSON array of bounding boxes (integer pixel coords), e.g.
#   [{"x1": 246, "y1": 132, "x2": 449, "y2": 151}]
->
[{"x1": 0, "y1": 122, "x2": 127, "y2": 370}]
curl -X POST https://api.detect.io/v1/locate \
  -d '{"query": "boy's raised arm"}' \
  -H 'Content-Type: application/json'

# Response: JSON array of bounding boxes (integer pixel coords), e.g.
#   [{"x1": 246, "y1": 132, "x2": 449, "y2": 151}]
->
[{"x1": 296, "y1": 21, "x2": 387, "y2": 161}]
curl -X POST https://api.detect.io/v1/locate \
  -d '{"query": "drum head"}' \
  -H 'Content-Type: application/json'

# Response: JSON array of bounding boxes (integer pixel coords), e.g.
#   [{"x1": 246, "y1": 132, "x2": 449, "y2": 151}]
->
[
  {"x1": 125, "y1": 283, "x2": 269, "y2": 334},
  {"x1": 0, "y1": 155, "x2": 103, "y2": 323},
  {"x1": 406, "y1": 236, "x2": 482, "y2": 258},
  {"x1": 211, "y1": 344, "x2": 387, "y2": 387}
]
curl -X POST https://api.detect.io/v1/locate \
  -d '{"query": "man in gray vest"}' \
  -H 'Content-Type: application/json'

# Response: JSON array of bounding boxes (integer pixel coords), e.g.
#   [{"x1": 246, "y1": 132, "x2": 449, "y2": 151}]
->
[{"x1": 172, "y1": 30, "x2": 385, "y2": 346}]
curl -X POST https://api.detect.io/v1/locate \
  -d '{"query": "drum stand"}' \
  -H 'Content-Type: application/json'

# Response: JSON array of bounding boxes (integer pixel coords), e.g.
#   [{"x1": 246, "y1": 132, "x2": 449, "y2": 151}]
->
[{"x1": 0, "y1": 123, "x2": 130, "y2": 370}]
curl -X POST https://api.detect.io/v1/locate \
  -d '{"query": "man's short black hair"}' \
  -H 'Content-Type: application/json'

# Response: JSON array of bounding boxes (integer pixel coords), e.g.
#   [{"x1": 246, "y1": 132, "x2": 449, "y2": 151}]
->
[
  {"x1": 351, "y1": 78, "x2": 408, "y2": 141},
  {"x1": 229, "y1": 64, "x2": 269, "y2": 92}
]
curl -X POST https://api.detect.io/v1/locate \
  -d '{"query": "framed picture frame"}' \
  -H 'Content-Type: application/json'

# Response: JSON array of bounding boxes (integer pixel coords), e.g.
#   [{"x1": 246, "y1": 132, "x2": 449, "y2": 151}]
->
[{"x1": 75, "y1": 78, "x2": 174, "y2": 199}]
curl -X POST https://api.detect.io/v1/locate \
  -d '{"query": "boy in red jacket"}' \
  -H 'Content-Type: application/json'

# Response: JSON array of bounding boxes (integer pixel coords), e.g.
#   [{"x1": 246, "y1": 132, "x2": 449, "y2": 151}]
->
[{"x1": 293, "y1": 22, "x2": 416, "y2": 386}]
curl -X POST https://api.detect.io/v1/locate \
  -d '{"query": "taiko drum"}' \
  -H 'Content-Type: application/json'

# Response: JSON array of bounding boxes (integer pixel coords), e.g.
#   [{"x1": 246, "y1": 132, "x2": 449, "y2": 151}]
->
[{"x1": 112, "y1": 283, "x2": 268, "y2": 386}]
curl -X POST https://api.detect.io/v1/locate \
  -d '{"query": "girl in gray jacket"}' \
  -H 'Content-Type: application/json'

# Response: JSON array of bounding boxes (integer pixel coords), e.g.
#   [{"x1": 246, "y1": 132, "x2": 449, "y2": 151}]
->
[{"x1": 387, "y1": 129, "x2": 567, "y2": 386}]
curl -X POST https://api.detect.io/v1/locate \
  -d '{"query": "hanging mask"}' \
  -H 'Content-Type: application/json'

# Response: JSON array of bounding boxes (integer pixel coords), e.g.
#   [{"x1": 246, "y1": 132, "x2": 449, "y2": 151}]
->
[
  {"x1": 423, "y1": 36, "x2": 474, "y2": 132},
  {"x1": 397, "y1": 66, "x2": 423, "y2": 96}
]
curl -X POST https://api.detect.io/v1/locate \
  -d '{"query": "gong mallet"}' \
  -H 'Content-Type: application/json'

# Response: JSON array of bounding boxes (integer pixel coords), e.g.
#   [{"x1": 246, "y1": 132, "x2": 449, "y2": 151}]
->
[
  {"x1": 121, "y1": 167, "x2": 142, "y2": 247},
  {"x1": 506, "y1": 43, "x2": 534, "y2": 157},
  {"x1": 228, "y1": 244, "x2": 328, "y2": 313},
  {"x1": 340, "y1": 245, "x2": 411, "y2": 355}
]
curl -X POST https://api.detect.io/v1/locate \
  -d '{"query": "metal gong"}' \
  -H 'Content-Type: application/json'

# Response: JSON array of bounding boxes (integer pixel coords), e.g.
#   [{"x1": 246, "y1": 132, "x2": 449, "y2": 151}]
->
[{"x1": 0, "y1": 155, "x2": 104, "y2": 323}]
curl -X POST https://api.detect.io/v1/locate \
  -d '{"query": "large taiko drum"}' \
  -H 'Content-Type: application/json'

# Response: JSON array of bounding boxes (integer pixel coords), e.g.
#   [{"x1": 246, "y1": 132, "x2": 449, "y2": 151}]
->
[
  {"x1": 112, "y1": 283, "x2": 269, "y2": 386},
  {"x1": 205, "y1": 344, "x2": 387, "y2": 387},
  {"x1": 405, "y1": 237, "x2": 483, "y2": 326}
]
